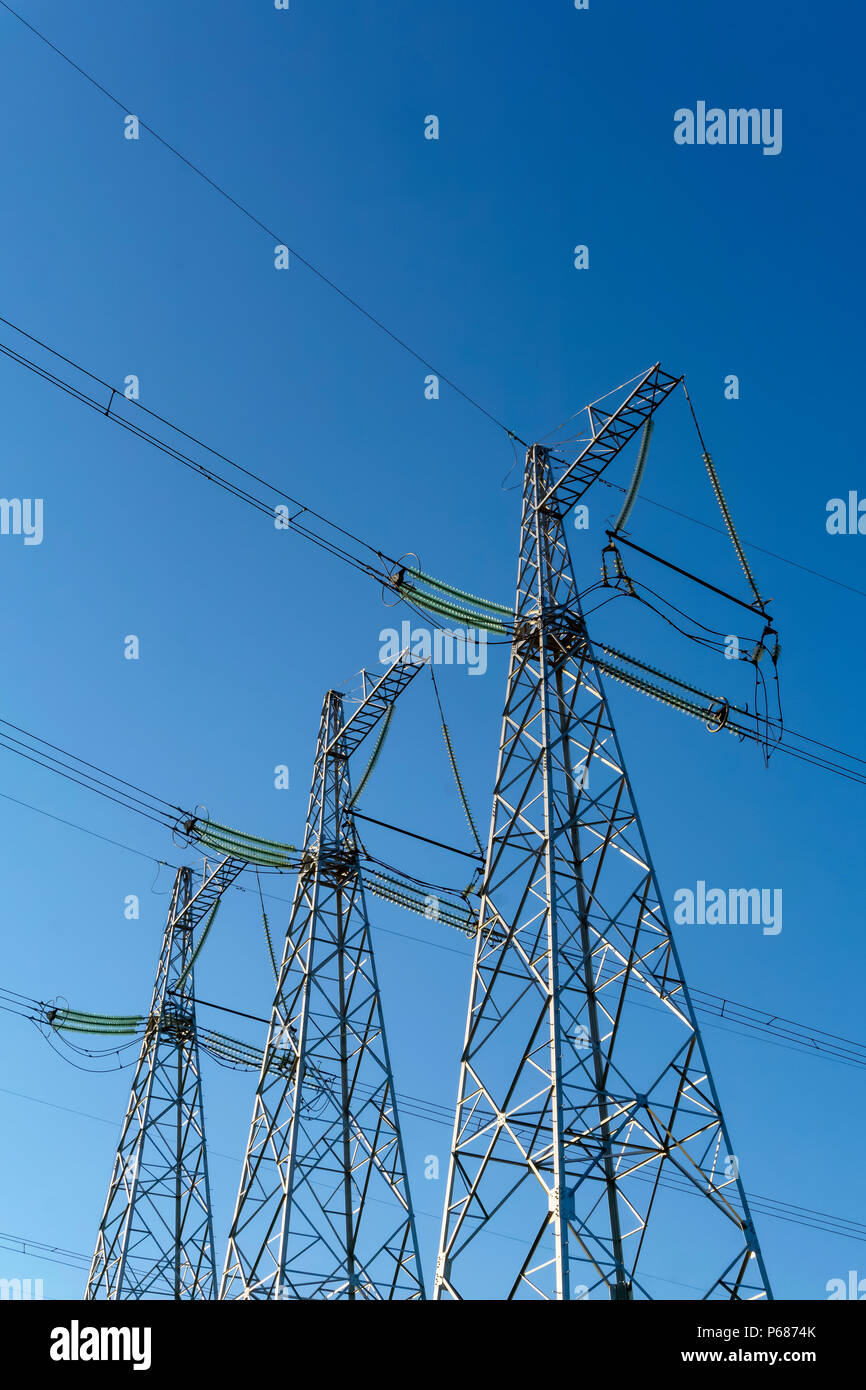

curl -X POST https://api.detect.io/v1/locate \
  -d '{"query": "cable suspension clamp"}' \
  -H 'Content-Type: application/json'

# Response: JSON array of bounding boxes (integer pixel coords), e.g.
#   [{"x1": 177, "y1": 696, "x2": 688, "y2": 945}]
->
[
  {"x1": 308, "y1": 844, "x2": 359, "y2": 886},
  {"x1": 149, "y1": 1003, "x2": 195, "y2": 1042},
  {"x1": 705, "y1": 699, "x2": 730, "y2": 733},
  {"x1": 514, "y1": 605, "x2": 586, "y2": 661}
]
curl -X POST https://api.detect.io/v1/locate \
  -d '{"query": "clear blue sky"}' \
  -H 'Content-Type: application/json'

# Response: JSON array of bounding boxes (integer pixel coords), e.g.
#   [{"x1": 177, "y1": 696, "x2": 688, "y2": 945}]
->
[{"x1": 0, "y1": 0, "x2": 863, "y2": 1299}]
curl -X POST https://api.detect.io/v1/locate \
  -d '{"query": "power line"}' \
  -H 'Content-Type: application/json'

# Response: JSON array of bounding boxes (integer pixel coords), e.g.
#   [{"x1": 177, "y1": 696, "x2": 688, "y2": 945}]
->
[
  {"x1": 598, "y1": 473, "x2": 866, "y2": 603},
  {"x1": 0, "y1": 319, "x2": 394, "y2": 586},
  {"x1": 4, "y1": 315, "x2": 866, "y2": 796},
  {"x1": 542, "y1": 377, "x2": 862, "y2": 604},
  {"x1": 0, "y1": 716, "x2": 182, "y2": 820},
  {"x1": 11, "y1": 776, "x2": 866, "y2": 1080},
  {"x1": 0, "y1": 788, "x2": 174, "y2": 865},
  {"x1": 0, "y1": 312, "x2": 389, "y2": 571},
  {"x1": 0, "y1": 2, "x2": 522, "y2": 443},
  {"x1": 1, "y1": 1076, "x2": 863, "y2": 1250},
  {"x1": 0, "y1": 708, "x2": 485, "y2": 882},
  {"x1": 10, "y1": 6, "x2": 853, "y2": 628},
  {"x1": 0, "y1": 735, "x2": 178, "y2": 831},
  {"x1": 352, "y1": 809, "x2": 483, "y2": 862},
  {"x1": 1, "y1": 720, "x2": 864, "y2": 1080},
  {"x1": 0, "y1": 713, "x2": 185, "y2": 832},
  {"x1": 1, "y1": 5, "x2": 856, "y2": 1280},
  {"x1": 8, "y1": 977, "x2": 866, "y2": 1252},
  {"x1": 57, "y1": 287, "x2": 866, "y2": 616},
  {"x1": 6, "y1": 877, "x2": 866, "y2": 1080}
]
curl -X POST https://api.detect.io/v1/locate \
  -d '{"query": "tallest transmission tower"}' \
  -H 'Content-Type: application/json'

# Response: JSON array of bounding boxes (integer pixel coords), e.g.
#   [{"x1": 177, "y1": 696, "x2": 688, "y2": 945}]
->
[{"x1": 434, "y1": 368, "x2": 772, "y2": 1301}]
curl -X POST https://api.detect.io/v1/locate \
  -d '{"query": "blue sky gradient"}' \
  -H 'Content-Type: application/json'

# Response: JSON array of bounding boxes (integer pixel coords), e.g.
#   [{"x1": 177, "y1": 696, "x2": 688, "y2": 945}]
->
[{"x1": 0, "y1": 0, "x2": 863, "y2": 1298}]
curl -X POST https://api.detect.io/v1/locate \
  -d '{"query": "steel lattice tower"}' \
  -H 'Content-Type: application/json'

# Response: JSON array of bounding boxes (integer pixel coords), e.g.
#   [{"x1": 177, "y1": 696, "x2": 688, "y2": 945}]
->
[
  {"x1": 434, "y1": 405, "x2": 773, "y2": 1300},
  {"x1": 221, "y1": 658, "x2": 426, "y2": 1300},
  {"x1": 86, "y1": 858, "x2": 244, "y2": 1299}
]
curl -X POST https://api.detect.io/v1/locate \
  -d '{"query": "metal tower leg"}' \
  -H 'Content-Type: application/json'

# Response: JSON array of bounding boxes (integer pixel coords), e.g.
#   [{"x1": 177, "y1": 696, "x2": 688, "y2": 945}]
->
[
  {"x1": 434, "y1": 445, "x2": 772, "y2": 1301},
  {"x1": 220, "y1": 669, "x2": 425, "y2": 1300},
  {"x1": 85, "y1": 864, "x2": 224, "y2": 1299}
]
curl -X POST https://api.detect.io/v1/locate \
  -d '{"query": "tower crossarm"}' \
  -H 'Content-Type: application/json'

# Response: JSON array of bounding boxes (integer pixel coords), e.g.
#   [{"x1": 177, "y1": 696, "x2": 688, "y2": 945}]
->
[
  {"x1": 327, "y1": 651, "x2": 424, "y2": 759},
  {"x1": 170, "y1": 855, "x2": 246, "y2": 933},
  {"x1": 541, "y1": 363, "x2": 681, "y2": 512}
]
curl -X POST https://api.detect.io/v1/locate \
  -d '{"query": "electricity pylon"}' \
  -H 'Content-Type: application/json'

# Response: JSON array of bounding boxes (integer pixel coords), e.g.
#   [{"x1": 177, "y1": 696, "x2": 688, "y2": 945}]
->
[
  {"x1": 86, "y1": 857, "x2": 244, "y2": 1299},
  {"x1": 221, "y1": 655, "x2": 426, "y2": 1300},
  {"x1": 435, "y1": 368, "x2": 773, "y2": 1301}
]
